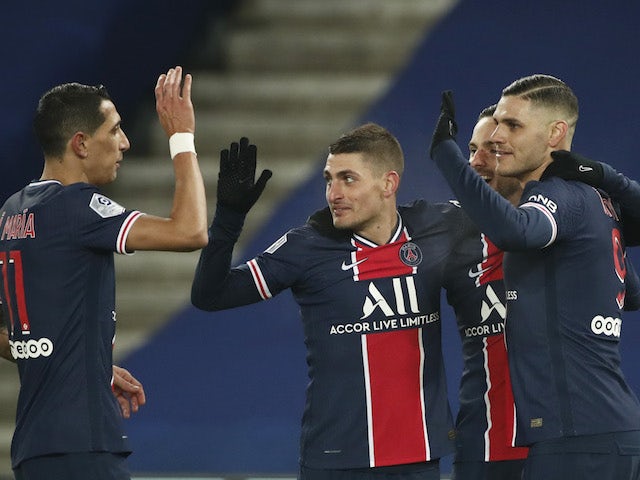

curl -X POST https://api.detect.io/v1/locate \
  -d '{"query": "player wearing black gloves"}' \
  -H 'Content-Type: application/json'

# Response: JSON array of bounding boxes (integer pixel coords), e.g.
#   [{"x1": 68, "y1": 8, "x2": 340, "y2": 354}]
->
[
  {"x1": 217, "y1": 137, "x2": 272, "y2": 214},
  {"x1": 191, "y1": 126, "x2": 479, "y2": 480},
  {"x1": 429, "y1": 76, "x2": 640, "y2": 480}
]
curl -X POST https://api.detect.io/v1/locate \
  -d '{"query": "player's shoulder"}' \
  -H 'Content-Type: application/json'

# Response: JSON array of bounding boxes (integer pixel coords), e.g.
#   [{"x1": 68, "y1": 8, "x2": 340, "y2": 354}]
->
[
  {"x1": 399, "y1": 198, "x2": 469, "y2": 226},
  {"x1": 523, "y1": 177, "x2": 597, "y2": 211},
  {"x1": 526, "y1": 176, "x2": 593, "y2": 197},
  {"x1": 305, "y1": 206, "x2": 351, "y2": 242}
]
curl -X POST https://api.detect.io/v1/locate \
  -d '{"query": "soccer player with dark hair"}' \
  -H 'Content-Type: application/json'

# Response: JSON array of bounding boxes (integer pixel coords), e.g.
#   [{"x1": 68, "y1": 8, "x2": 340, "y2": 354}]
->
[
  {"x1": 446, "y1": 105, "x2": 528, "y2": 480},
  {"x1": 430, "y1": 74, "x2": 640, "y2": 480},
  {"x1": 0, "y1": 66, "x2": 208, "y2": 480},
  {"x1": 191, "y1": 123, "x2": 472, "y2": 480}
]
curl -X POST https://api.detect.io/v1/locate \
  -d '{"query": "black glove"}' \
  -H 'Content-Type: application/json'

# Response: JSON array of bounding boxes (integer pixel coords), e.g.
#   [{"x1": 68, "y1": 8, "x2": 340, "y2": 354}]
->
[
  {"x1": 429, "y1": 90, "x2": 458, "y2": 158},
  {"x1": 217, "y1": 137, "x2": 272, "y2": 214},
  {"x1": 542, "y1": 150, "x2": 604, "y2": 186}
]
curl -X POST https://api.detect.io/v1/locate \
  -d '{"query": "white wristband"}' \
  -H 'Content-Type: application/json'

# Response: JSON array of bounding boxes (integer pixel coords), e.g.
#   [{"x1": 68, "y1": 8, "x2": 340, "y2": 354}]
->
[{"x1": 169, "y1": 132, "x2": 196, "y2": 159}]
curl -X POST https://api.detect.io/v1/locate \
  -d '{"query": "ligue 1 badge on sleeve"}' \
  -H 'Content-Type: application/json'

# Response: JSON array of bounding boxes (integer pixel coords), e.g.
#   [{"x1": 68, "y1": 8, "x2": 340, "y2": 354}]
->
[
  {"x1": 89, "y1": 193, "x2": 126, "y2": 218},
  {"x1": 399, "y1": 242, "x2": 422, "y2": 267}
]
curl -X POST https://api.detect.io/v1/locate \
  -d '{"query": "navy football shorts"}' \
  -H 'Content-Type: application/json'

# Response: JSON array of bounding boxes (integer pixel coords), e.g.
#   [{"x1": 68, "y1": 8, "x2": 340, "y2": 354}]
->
[
  {"x1": 14, "y1": 451, "x2": 130, "y2": 480},
  {"x1": 299, "y1": 460, "x2": 439, "y2": 480},
  {"x1": 451, "y1": 458, "x2": 525, "y2": 480},
  {"x1": 523, "y1": 431, "x2": 640, "y2": 480}
]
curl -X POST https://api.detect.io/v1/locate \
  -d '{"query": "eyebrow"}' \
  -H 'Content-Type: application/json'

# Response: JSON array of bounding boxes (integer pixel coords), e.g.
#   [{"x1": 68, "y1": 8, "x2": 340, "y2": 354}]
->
[{"x1": 324, "y1": 168, "x2": 359, "y2": 178}]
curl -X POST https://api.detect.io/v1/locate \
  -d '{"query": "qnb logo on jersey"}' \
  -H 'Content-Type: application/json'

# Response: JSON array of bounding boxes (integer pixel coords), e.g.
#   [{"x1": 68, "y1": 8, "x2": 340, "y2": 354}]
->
[
  {"x1": 10, "y1": 338, "x2": 54, "y2": 359},
  {"x1": 527, "y1": 194, "x2": 558, "y2": 213},
  {"x1": 591, "y1": 315, "x2": 621, "y2": 338}
]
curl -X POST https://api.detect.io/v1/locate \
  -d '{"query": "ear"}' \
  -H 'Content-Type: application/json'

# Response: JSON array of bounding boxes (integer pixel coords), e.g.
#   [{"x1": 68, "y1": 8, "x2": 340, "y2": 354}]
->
[
  {"x1": 548, "y1": 120, "x2": 569, "y2": 148},
  {"x1": 383, "y1": 171, "x2": 401, "y2": 198},
  {"x1": 70, "y1": 132, "x2": 89, "y2": 158}
]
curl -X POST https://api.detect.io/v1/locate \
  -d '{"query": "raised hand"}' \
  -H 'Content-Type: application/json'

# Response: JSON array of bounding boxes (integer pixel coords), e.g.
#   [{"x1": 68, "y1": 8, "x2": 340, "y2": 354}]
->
[
  {"x1": 217, "y1": 137, "x2": 272, "y2": 214},
  {"x1": 429, "y1": 90, "x2": 458, "y2": 158},
  {"x1": 155, "y1": 66, "x2": 195, "y2": 137}
]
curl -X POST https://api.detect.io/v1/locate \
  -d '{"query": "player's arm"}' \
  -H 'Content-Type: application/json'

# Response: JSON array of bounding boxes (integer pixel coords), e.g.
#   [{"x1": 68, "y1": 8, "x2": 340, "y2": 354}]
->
[
  {"x1": 544, "y1": 150, "x2": 640, "y2": 246},
  {"x1": 0, "y1": 324, "x2": 14, "y2": 363},
  {"x1": 429, "y1": 91, "x2": 554, "y2": 251},
  {"x1": 191, "y1": 137, "x2": 272, "y2": 311},
  {"x1": 112, "y1": 365, "x2": 146, "y2": 419},
  {"x1": 125, "y1": 66, "x2": 208, "y2": 252}
]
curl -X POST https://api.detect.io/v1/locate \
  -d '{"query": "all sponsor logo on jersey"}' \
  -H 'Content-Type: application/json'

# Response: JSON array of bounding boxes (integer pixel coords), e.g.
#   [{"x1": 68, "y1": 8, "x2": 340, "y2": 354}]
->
[
  {"x1": 329, "y1": 276, "x2": 439, "y2": 335},
  {"x1": 10, "y1": 337, "x2": 54, "y2": 359},
  {"x1": 591, "y1": 315, "x2": 621, "y2": 338},
  {"x1": 464, "y1": 285, "x2": 507, "y2": 338}
]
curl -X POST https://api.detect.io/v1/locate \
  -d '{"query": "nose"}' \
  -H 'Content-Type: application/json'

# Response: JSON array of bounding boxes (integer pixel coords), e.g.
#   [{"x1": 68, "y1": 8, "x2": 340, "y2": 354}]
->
[
  {"x1": 120, "y1": 130, "x2": 131, "y2": 152},
  {"x1": 469, "y1": 151, "x2": 484, "y2": 168},
  {"x1": 326, "y1": 181, "x2": 343, "y2": 203},
  {"x1": 490, "y1": 124, "x2": 504, "y2": 143}
]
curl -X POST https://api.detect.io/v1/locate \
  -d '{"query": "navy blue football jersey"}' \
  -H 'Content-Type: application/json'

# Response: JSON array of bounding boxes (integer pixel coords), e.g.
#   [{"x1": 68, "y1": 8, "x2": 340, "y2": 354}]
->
[
  {"x1": 444, "y1": 209, "x2": 528, "y2": 462},
  {"x1": 0, "y1": 180, "x2": 142, "y2": 467},
  {"x1": 433, "y1": 140, "x2": 640, "y2": 446},
  {"x1": 192, "y1": 201, "x2": 467, "y2": 469}
]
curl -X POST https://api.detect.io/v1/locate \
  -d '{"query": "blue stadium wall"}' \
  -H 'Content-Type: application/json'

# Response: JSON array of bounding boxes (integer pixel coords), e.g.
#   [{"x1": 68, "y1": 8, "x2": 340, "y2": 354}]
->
[{"x1": 3, "y1": 0, "x2": 640, "y2": 476}]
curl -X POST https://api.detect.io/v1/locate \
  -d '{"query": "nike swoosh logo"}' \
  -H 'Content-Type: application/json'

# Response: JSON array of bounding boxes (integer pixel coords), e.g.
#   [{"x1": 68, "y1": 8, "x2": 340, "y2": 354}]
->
[
  {"x1": 341, "y1": 258, "x2": 368, "y2": 271},
  {"x1": 578, "y1": 165, "x2": 593, "y2": 172},
  {"x1": 468, "y1": 266, "x2": 493, "y2": 278}
]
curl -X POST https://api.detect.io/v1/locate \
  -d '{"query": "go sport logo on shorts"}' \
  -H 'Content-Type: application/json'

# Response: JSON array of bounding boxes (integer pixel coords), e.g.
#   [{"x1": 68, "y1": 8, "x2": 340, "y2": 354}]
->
[
  {"x1": 591, "y1": 315, "x2": 621, "y2": 338},
  {"x1": 10, "y1": 338, "x2": 54, "y2": 359}
]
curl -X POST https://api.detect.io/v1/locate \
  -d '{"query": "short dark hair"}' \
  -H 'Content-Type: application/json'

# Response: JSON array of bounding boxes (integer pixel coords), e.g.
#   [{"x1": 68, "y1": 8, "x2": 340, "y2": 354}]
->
[
  {"x1": 329, "y1": 122, "x2": 404, "y2": 177},
  {"x1": 33, "y1": 82, "x2": 112, "y2": 157},
  {"x1": 502, "y1": 74, "x2": 578, "y2": 128},
  {"x1": 478, "y1": 104, "x2": 497, "y2": 121}
]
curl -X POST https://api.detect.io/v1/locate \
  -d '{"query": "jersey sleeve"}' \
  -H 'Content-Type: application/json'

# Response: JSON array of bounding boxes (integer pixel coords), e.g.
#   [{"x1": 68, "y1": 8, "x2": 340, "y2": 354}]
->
[
  {"x1": 600, "y1": 162, "x2": 640, "y2": 246},
  {"x1": 191, "y1": 206, "x2": 261, "y2": 310},
  {"x1": 432, "y1": 139, "x2": 556, "y2": 250},
  {"x1": 191, "y1": 206, "x2": 307, "y2": 311},
  {"x1": 72, "y1": 188, "x2": 143, "y2": 254}
]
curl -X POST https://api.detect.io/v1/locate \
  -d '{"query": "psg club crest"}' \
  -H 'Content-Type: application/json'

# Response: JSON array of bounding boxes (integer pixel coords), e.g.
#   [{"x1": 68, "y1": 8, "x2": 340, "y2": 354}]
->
[{"x1": 399, "y1": 242, "x2": 422, "y2": 267}]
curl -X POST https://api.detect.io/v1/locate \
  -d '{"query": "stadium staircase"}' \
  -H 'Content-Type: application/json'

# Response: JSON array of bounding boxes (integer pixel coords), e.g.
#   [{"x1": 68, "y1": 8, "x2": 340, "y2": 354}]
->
[{"x1": 0, "y1": 0, "x2": 457, "y2": 476}]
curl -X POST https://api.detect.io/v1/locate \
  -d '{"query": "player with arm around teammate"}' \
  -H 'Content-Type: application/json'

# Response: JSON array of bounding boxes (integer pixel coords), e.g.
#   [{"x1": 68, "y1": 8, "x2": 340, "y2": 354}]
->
[
  {"x1": 447, "y1": 105, "x2": 640, "y2": 480},
  {"x1": 0, "y1": 66, "x2": 207, "y2": 480},
  {"x1": 191, "y1": 124, "x2": 473, "y2": 480},
  {"x1": 430, "y1": 74, "x2": 640, "y2": 480},
  {"x1": 445, "y1": 105, "x2": 528, "y2": 480}
]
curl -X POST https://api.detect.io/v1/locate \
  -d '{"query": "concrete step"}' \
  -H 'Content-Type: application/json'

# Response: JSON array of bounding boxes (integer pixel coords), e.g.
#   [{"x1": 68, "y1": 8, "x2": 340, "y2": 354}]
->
[
  {"x1": 223, "y1": 0, "x2": 455, "y2": 73},
  {"x1": 189, "y1": 72, "x2": 389, "y2": 113},
  {"x1": 146, "y1": 109, "x2": 360, "y2": 158},
  {"x1": 111, "y1": 154, "x2": 319, "y2": 195},
  {"x1": 224, "y1": 27, "x2": 425, "y2": 73},
  {"x1": 235, "y1": 0, "x2": 455, "y2": 27}
]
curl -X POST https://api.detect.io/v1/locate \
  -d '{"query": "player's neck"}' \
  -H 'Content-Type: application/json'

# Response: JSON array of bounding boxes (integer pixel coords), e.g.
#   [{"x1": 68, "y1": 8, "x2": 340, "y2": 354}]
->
[
  {"x1": 355, "y1": 209, "x2": 399, "y2": 246},
  {"x1": 41, "y1": 157, "x2": 87, "y2": 185}
]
